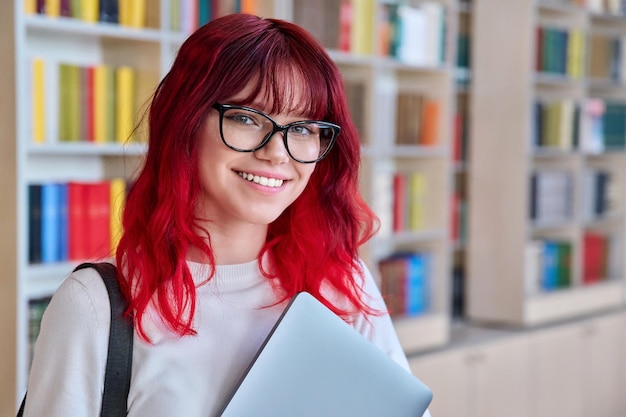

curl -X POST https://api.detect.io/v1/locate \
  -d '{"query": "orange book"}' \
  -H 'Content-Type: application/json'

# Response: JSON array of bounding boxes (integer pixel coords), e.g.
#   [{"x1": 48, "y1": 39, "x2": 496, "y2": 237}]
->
[{"x1": 419, "y1": 99, "x2": 440, "y2": 146}]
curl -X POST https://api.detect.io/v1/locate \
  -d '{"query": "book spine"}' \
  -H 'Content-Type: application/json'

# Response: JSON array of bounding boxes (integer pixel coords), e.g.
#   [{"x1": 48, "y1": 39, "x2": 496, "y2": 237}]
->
[{"x1": 32, "y1": 58, "x2": 46, "y2": 144}]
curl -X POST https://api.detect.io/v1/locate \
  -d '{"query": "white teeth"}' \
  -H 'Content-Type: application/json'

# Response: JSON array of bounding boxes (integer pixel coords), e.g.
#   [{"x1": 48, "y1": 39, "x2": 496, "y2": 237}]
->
[{"x1": 238, "y1": 172, "x2": 284, "y2": 188}]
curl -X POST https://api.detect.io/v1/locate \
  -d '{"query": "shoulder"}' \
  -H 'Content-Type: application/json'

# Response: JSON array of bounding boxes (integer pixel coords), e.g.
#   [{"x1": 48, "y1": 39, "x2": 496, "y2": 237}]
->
[{"x1": 46, "y1": 265, "x2": 111, "y2": 327}]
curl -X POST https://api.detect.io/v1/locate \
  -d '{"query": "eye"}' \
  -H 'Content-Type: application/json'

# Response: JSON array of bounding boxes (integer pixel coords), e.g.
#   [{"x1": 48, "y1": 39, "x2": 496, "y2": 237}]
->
[
  {"x1": 289, "y1": 123, "x2": 317, "y2": 136},
  {"x1": 225, "y1": 112, "x2": 257, "y2": 126}
]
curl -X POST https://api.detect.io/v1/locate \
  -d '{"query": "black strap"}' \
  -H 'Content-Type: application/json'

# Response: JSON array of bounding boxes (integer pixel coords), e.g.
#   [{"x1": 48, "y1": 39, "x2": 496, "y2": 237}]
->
[
  {"x1": 75, "y1": 262, "x2": 133, "y2": 417},
  {"x1": 17, "y1": 262, "x2": 133, "y2": 417}
]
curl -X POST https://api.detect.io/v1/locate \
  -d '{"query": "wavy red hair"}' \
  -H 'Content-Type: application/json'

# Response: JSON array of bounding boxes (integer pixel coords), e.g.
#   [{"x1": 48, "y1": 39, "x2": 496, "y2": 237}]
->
[{"x1": 116, "y1": 13, "x2": 378, "y2": 340}]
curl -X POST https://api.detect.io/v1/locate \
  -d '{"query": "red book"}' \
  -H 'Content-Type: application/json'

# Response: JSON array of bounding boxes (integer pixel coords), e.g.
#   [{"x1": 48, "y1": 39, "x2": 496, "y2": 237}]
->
[
  {"x1": 68, "y1": 182, "x2": 88, "y2": 261},
  {"x1": 85, "y1": 181, "x2": 112, "y2": 260},
  {"x1": 392, "y1": 173, "x2": 407, "y2": 233},
  {"x1": 338, "y1": 0, "x2": 352, "y2": 52},
  {"x1": 583, "y1": 232, "x2": 606, "y2": 284}
]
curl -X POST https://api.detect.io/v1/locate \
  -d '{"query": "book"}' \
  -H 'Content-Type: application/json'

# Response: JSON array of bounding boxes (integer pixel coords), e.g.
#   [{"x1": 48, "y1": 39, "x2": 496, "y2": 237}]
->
[
  {"x1": 41, "y1": 183, "x2": 62, "y2": 263},
  {"x1": 28, "y1": 184, "x2": 43, "y2": 264},
  {"x1": 81, "y1": 0, "x2": 99, "y2": 22},
  {"x1": 45, "y1": 0, "x2": 60, "y2": 17},
  {"x1": 419, "y1": 99, "x2": 439, "y2": 146},
  {"x1": 85, "y1": 181, "x2": 112, "y2": 259},
  {"x1": 99, "y1": 0, "x2": 119, "y2": 23},
  {"x1": 58, "y1": 63, "x2": 81, "y2": 142},
  {"x1": 31, "y1": 58, "x2": 46, "y2": 144},
  {"x1": 392, "y1": 173, "x2": 407, "y2": 233},
  {"x1": 110, "y1": 178, "x2": 126, "y2": 253},
  {"x1": 68, "y1": 182, "x2": 88, "y2": 260},
  {"x1": 115, "y1": 66, "x2": 136, "y2": 143},
  {"x1": 408, "y1": 172, "x2": 427, "y2": 231}
]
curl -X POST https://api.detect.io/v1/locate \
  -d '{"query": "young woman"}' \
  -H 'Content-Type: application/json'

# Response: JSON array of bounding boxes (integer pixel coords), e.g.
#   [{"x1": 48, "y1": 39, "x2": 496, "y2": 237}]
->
[{"x1": 24, "y1": 13, "x2": 432, "y2": 417}]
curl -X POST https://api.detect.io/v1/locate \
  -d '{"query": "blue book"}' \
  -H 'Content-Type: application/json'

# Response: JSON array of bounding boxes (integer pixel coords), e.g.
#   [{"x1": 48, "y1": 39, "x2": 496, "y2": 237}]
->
[
  {"x1": 57, "y1": 183, "x2": 69, "y2": 261},
  {"x1": 542, "y1": 241, "x2": 559, "y2": 291},
  {"x1": 405, "y1": 253, "x2": 427, "y2": 316},
  {"x1": 41, "y1": 183, "x2": 61, "y2": 263}
]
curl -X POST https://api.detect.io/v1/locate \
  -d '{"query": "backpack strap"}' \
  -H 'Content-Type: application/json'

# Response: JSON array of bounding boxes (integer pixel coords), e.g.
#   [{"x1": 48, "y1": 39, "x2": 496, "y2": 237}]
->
[
  {"x1": 17, "y1": 262, "x2": 133, "y2": 417},
  {"x1": 74, "y1": 262, "x2": 133, "y2": 417}
]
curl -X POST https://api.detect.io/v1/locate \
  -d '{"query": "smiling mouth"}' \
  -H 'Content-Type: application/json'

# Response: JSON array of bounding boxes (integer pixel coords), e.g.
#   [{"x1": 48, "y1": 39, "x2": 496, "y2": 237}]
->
[{"x1": 237, "y1": 171, "x2": 285, "y2": 188}]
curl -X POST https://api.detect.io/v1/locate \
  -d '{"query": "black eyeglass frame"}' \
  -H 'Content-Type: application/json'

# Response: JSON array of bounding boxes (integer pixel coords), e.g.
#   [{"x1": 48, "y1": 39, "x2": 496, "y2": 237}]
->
[{"x1": 212, "y1": 103, "x2": 341, "y2": 164}]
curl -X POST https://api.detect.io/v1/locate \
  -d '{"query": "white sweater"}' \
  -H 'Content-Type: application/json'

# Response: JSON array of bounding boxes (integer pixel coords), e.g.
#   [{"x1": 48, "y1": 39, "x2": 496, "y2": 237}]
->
[{"x1": 24, "y1": 259, "x2": 431, "y2": 417}]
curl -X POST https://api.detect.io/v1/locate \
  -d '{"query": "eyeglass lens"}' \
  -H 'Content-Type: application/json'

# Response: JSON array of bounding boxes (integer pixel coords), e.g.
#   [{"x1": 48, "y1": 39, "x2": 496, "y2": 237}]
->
[{"x1": 220, "y1": 107, "x2": 335, "y2": 163}]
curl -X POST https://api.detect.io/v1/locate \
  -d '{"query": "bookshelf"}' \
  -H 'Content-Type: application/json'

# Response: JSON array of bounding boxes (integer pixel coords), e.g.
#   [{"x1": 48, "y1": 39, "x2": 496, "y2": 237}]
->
[
  {"x1": 467, "y1": 0, "x2": 626, "y2": 327},
  {"x1": 293, "y1": 0, "x2": 459, "y2": 354},
  {"x1": 1, "y1": 0, "x2": 459, "y2": 413}
]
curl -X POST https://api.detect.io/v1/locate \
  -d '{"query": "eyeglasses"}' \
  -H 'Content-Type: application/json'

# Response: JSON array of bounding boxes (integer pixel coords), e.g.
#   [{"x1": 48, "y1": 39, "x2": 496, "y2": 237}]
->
[{"x1": 212, "y1": 103, "x2": 340, "y2": 164}]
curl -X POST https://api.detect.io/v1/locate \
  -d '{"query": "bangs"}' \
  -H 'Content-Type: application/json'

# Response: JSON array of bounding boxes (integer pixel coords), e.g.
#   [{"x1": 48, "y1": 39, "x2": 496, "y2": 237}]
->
[
  {"x1": 212, "y1": 19, "x2": 336, "y2": 121},
  {"x1": 246, "y1": 64, "x2": 331, "y2": 121}
]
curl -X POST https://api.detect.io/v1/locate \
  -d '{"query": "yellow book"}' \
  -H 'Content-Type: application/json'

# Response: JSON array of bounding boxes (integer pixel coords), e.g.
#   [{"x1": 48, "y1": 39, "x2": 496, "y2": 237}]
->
[
  {"x1": 129, "y1": 0, "x2": 147, "y2": 28},
  {"x1": 82, "y1": 0, "x2": 100, "y2": 22},
  {"x1": 350, "y1": 0, "x2": 375, "y2": 55},
  {"x1": 567, "y1": 29, "x2": 584, "y2": 79},
  {"x1": 408, "y1": 172, "x2": 427, "y2": 231},
  {"x1": 109, "y1": 178, "x2": 126, "y2": 252},
  {"x1": 32, "y1": 58, "x2": 45, "y2": 144},
  {"x1": 45, "y1": 0, "x2": 60, "y2": 17},
  {"x1": 115, "y1": 66, "x2": 136, "y2": 143},
  {"x1": 118, "y1": 0, "x2": 131, "y2": 26},
  {"x1": 93, "y1": 64, "x2": 108, "y2": 143},
  {"x1": 25, "y1": 0, "x2": 37, "y2": 14}
]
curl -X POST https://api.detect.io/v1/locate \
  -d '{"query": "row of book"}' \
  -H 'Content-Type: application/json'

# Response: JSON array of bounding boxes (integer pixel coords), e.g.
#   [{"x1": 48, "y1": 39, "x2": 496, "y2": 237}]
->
[
  {"x1": 581, "y1": 168, "x2": 620, "y2": 221},
  {"x1": 380, "y1": 2, "x2": 446, "y2": 66},
  {"x1": 292, "y1": 0, "x2": 446, "y2": 65},
  {"x1": 532, "y1": 98, "x2": 626, "y2": 153},
  {"x1": 392, "y1": 172, "x2": 428, "y2": 234},
  {"x1": 28, "y1": 179, "x2": 127, "y2": 264},
  {"x1": 28, "y1": 296, "x2": 52, "y2": 369},
  {"x1": 379, "y1": 252, "x2": 431, "y2": 317},
  {"x1": 534, "y1": 99, "x2": 580, "y2": 151},
  {"x1": 584, "y1": 0, "x2": 626, "y2": 15},
  {"x1": 580, "y1": 100, "x2": 626, "y2": 152},
  {"x1": 31, "y1": 59, "x2": 138, "y2": 144},
  {"x1": 535, "y1": 27, "x2": 585, "y2": 78},
  {"x1": 529, "y1": 170, "x2": 575, "y2": 226},
  {"x1": 25, "y1": 0, "x2": 148, "y2": 27},
  {"x1": 589, "y1": 34, "x2": 626, "y2": 83},
  {"x1": 525, "y1": 231, "x2": 621, "y2": 295},
  {"x1": 171, "y1": 0, "x2": 258, "y2": 34},
  {"x1": 395, "y1": 93, "x2": 440, "y2": 146},
  {"x1": 526, "y1": 240, "x2": 573, "y2": 293}
]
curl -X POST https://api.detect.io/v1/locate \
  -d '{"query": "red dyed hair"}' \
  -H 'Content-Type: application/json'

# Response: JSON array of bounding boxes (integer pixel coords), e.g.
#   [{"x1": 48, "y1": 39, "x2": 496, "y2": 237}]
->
[{"x1": 116, "y1": 13, "x2": 378, "y2": 340}]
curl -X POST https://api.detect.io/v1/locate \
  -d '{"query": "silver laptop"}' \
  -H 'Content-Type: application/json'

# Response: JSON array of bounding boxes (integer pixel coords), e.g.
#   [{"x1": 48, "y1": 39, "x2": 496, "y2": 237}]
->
[{"x1": 217, "y1": 291, "x2": 433, "y2": 417}]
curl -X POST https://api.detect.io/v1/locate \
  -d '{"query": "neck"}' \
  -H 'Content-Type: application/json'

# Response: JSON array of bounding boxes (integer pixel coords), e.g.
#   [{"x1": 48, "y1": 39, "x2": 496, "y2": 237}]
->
[{"x1": 188, "y1": 221, "x2": 268, "y2": 265}]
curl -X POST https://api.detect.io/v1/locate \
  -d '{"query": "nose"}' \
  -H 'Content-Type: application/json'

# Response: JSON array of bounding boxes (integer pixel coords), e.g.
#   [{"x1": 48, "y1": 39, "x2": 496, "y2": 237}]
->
[{"x1": 254, "y1": 131, "x2": 290, "y2": 164}]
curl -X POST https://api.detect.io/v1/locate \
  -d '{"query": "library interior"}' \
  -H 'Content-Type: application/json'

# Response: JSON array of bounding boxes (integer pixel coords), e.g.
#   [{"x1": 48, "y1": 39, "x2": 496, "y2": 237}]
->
[{"x1": 2, "y1": 0, "x2": 626, "y2": 416}]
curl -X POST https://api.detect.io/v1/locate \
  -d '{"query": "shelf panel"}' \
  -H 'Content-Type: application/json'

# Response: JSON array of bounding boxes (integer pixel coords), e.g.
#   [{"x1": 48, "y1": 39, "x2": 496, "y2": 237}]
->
[
  {"x1": 24, "y1": 262, "x2": 76, "y2": 299},
  {"x1": 27, "y1": 142, "x2": 147, "y2": 156},
  {"x1": 525, "y1": 280, "x2": 624, "y2": 326},
  {"x1": 25, "y1": 15, "x2": 164, "y2": 42},
  {"x1": 394, "y1": 312, "x2": 450, "y2": 354}
]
